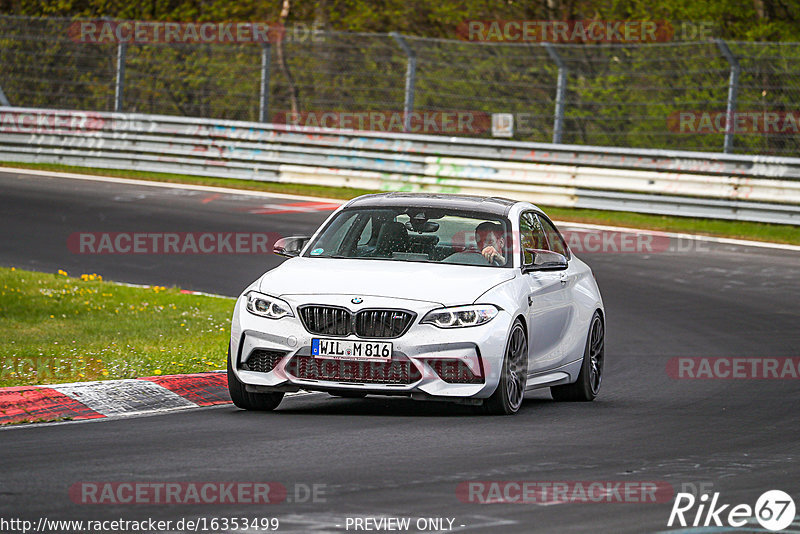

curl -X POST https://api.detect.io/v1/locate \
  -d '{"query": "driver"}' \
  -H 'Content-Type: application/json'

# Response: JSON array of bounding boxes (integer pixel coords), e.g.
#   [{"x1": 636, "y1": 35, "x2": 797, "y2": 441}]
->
[{"x1": 475, "y1": 221, "x2": 506, "y2": 265}]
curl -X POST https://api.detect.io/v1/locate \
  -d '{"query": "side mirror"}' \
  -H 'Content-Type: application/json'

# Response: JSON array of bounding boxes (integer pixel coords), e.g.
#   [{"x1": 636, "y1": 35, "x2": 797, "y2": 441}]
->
[
  {"x1": 523, "y1": 248, "x2": 568, "y2": 272},
  {"x1": 273, "y1": 236, "x2": 311, "y2": 258}
]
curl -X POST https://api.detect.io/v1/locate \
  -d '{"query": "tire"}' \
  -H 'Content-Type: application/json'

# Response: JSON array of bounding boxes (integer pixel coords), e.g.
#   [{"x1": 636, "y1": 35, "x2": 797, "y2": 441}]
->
[
  {"x1": 227, "y1": 348, "x2": 284, "y2": 411},
  {"x1": 482, "y1": 320, "x2": 528, "y2": 415},
  {"x1": 329, "y1": 391, "x2": 368, "y2": 398},
  {"x1": 551, "y1": 311, "x2": 604, "y2": 402}
]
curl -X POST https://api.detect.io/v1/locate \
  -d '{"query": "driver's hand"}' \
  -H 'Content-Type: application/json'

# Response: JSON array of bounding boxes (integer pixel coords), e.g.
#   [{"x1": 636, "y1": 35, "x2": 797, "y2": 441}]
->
[{"x1": 481, "y1": 246, "x2": 505, "y2": 265}]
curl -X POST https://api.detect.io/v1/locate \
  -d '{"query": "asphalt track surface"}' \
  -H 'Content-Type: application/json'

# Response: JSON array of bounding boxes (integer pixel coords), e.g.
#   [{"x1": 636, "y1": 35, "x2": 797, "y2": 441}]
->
[{"x1": 1, "y1": 169, "x2": 799, "y2": 533}]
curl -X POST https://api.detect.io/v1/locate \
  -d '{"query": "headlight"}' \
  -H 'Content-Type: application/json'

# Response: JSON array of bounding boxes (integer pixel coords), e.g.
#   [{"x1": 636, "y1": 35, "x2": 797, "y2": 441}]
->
[
  {"x1": 421, "y1": 304, "x2": 499, "y2": 328},
  {"x1": 245, "y1": 291, "x2": 293, "y2": 319}
]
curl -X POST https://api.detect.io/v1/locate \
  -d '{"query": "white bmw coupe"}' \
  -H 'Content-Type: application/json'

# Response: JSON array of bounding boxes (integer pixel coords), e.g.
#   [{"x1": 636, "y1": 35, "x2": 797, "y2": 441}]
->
[{"x1": 228, "y1": 193, "x2": 604, "y2": 415}]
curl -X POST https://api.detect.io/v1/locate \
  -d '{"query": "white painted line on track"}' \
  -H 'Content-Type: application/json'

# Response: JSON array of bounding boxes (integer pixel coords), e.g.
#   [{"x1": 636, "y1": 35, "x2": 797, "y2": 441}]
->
[{"x1": 1, "y1": 166, "x2": 346, "y2": 204}]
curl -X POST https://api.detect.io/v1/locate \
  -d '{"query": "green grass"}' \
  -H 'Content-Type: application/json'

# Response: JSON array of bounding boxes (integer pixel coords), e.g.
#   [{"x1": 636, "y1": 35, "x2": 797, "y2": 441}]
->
[
  {"x1": 2, "y1": 162, "x2": 799, "y2": 245},
  {"x1": 0, "y1": 267, "x2": 234, "y2": 388}
]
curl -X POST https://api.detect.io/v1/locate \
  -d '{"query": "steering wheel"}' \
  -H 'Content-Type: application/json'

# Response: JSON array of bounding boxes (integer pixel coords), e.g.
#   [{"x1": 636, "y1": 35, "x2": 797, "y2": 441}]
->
[
  {"x1": 459, "y1": 249, "x2": 494, "y2": 265},
  {"x1": 474, "y1": 246, "x2": 504, "y2": 266}
]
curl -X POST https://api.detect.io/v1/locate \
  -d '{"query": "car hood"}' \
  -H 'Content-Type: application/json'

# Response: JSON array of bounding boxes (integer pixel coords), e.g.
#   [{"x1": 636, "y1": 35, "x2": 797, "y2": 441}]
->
[{"x1": 259, "y1": 257, "x2": 516, "y2": 306}]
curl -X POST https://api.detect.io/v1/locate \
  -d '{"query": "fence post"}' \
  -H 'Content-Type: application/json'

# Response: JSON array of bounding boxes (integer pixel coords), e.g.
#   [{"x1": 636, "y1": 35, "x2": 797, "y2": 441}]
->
[
  {"x1": 114, "y1": 42, "x2": 127, "y2": 112},
  {"x1": 0, "y1": 85, "x2": 10, "y2": 106},
  {"x1": 390, "y1": 32, "x2": 416, "y2": 132},
  {"x1": 259, "y1": 43, "x2": 272, "y2": 122},
  {"x1": 716, "y1": 39, "x2": 740, "y2": 154},
  {"x1": 543, "y1": 43, "x2": 567, "y2": 144}
]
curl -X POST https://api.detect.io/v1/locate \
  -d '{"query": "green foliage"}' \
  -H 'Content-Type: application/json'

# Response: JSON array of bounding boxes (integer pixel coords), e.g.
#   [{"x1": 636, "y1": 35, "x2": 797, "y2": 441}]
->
[
  {"x1": 0, "y1": 267, "x2": 233, "y2": 386},
  {"x1": 3, "y1": 0, "x2": 800, "y2": 41}
]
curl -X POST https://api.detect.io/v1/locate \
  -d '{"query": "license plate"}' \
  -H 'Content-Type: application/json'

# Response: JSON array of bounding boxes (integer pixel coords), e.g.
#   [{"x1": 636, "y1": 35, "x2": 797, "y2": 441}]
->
[{"x1": 311, "y1": 339, "x2": 392, "y2": 361}]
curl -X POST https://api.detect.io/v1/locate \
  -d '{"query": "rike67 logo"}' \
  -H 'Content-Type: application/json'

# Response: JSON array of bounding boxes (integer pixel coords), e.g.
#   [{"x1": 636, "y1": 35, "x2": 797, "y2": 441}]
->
[{"x1": 668, "y1": 490, "x2": 796, "y2": 531}]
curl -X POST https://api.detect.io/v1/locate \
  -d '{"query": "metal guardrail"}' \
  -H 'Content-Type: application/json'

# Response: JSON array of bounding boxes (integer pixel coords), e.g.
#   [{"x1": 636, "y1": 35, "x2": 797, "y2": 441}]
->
[{"x1": 1, "y1": 107, "x2": 799, "y2": 225}]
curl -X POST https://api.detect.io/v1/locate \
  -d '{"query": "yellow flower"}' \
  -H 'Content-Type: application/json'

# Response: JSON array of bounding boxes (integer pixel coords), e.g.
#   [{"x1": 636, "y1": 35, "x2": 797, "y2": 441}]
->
[
  {"x1": 57, "y1": 269, "x2": 68, "y2": 276},
  {"x1": 153, "y1": 369, "x2": 162, "y2": 375}
]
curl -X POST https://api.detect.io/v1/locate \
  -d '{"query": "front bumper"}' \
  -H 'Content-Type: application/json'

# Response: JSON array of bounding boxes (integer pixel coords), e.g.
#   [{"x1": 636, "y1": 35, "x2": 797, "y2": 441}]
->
[{"x1": 229, "y1": 295, "x2": 513, "y2": 401}]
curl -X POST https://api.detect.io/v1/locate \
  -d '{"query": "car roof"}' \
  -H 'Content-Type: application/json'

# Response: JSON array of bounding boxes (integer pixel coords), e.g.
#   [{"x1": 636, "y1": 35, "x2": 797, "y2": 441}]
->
[{"x1": 344, "y1": 192, "x2": 518, "y2": 216}]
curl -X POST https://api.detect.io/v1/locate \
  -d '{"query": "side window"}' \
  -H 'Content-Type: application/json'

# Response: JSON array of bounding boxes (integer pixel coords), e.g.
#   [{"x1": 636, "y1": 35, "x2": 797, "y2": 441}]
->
[
  {"x1": 357, "y1": 218, "x2": 373, "y2": 246},
  {"x1": 538, "y1": 215, "x2": 570, "y2": 258},
  {"x1": 519, "y1": 212, "x2": 548, "y2": 264}
]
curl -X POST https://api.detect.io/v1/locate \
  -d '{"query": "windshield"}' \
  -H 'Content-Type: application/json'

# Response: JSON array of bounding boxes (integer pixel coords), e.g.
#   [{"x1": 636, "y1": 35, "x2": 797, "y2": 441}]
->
[{"x1": 303, "y1": 207, "x2": 513, "y2": 268}]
